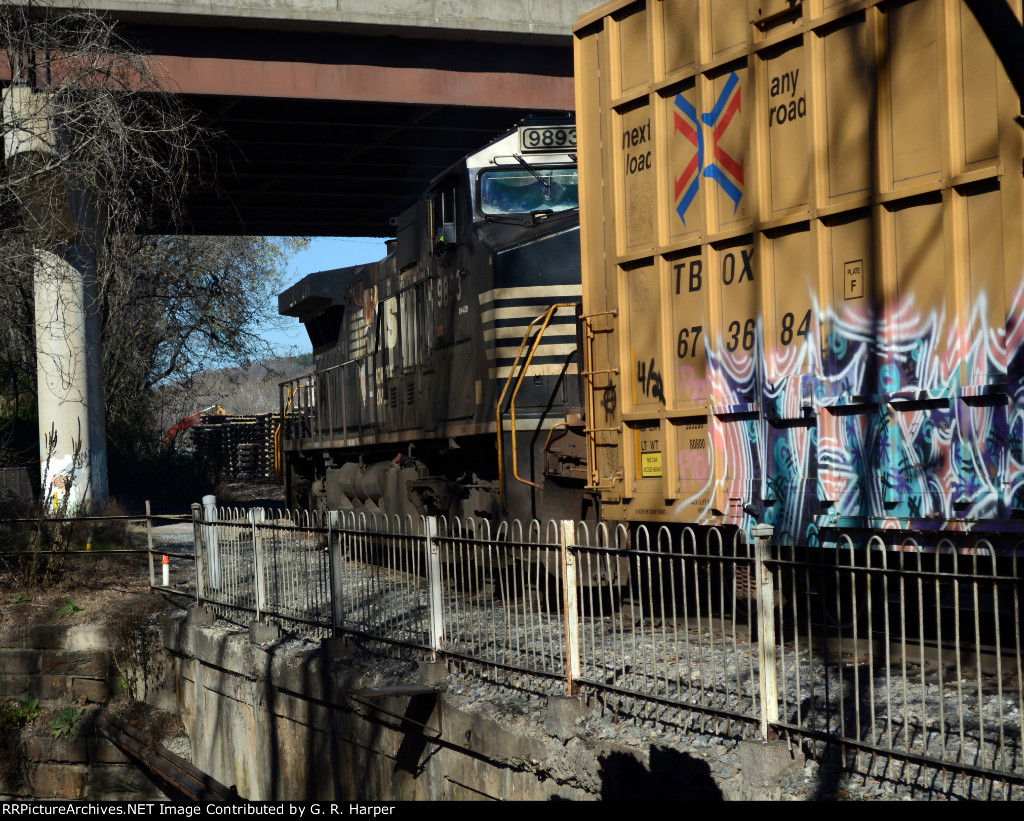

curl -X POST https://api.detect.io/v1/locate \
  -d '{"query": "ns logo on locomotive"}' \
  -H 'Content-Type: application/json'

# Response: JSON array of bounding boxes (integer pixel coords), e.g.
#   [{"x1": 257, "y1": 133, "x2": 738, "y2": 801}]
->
[{"x1": 278, "y1": 118, "x2": 592, "y2": 528}]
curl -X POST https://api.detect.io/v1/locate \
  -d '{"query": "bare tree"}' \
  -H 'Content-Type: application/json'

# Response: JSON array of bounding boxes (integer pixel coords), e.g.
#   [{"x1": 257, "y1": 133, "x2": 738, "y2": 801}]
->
[
  {"x1": 0, "y1": 1, "x2": 204, "y2": 240},
  {"x1": 104, "y1": 234, "x2": 307, "y2": 447},
  {"x1": 0, "y1": 1, "x2": 209, "y2": 503},
  {"x1": 0, "y1": 0, "x2": 206, "y2": 353}
]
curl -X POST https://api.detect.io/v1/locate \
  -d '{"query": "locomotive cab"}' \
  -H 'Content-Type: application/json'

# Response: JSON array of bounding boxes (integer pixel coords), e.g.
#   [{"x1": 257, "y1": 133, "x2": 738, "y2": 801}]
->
[{"x1": 278, "y1": 117, "x2": 592, "y2": 528}]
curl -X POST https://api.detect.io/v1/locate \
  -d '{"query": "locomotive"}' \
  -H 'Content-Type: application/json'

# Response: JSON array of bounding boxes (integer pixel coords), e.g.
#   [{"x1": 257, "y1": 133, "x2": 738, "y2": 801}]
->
[{"x1": 278, "y1": 117, "x2": 593, "y2": 528}]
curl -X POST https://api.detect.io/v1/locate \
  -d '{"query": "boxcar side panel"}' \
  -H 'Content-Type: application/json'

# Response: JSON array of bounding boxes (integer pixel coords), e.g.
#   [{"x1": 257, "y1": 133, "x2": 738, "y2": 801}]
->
[{"x1": 575, "y1": 0, "x2": 1024, "y2": 547}]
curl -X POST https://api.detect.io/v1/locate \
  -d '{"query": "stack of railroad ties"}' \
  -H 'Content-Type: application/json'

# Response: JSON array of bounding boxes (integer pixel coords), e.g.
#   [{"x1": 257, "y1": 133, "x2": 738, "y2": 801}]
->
[{"x1": 189, "y1": 413, "x2": 278, "y2": 483}]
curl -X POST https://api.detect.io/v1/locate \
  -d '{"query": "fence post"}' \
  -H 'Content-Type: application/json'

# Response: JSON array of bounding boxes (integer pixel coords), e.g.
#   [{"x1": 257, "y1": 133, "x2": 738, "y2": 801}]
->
[
  {"x1": 191, "y1": 503, "x2": 204, "y2": 606},
  {"x1": 202, "y1": 494, "x2": 221, "y2": 590},
  {"x1": 753, "y1": 523, "x2": 778, "y2": 740},
  {"x1": 146, "y1": 500, "x2": 155, "y2": 589},
  {"x1": 328, "y1": 510, "x2": 342, "y2": 636},
  {"x1": 561, "y1": 519, "x2": 580, "y2": 696},
  {"x1": 425, "y1": 516, "x2": 444, "y2": 661},
  {"x1": 249, "y1": 508, "x2": 267, "y2": 621}
]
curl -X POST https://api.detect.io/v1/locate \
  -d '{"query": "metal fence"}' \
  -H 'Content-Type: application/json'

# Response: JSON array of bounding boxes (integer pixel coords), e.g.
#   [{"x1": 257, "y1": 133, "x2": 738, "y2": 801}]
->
[
  {"x1": 190, "y1": 505, "x2": 1024, "y2": 791},
  {"x1": 0, "y1": 503, "x2": 194, "y2": 597}
]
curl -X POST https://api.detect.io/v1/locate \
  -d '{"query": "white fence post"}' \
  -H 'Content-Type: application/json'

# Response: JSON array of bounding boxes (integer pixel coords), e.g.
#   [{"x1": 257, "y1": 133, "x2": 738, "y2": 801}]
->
[
  {"x1": 202, "y1": 494, "x2": 221, "y2": 590},
  {"x1": 753, "y1": 523, "x2": 778, "y2": 740},
  {"x1": 425, "y1": 516, "x2": 444, "y2": 661},
  {"x1": 249, "y1": 507, "x2": 267, "y2": 620},
  {"x1": 561, "y1": 519, "x2": 580, "y2": 696}
]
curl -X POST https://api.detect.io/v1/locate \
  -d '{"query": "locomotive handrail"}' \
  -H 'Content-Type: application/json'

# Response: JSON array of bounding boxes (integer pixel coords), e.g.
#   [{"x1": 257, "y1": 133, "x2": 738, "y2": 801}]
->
[
  {"x1": 274, "y1": 383, "x2": 298, "y2": 478},
  {"x1": 495, "y1": 302, "x2": 579, "y2": 508}
]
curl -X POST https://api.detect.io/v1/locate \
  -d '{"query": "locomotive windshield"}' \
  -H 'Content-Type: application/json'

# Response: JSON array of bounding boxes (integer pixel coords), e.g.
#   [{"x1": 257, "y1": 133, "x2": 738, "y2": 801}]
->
[{"x1": 479, "y1": 167, "x2": 578, "y2": 216}]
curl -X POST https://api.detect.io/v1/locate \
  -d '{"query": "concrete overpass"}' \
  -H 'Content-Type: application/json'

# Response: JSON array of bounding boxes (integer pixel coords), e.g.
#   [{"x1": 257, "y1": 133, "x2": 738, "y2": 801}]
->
[{"x1": 73, "y1": 0, "x2": 602, "y2": 236}]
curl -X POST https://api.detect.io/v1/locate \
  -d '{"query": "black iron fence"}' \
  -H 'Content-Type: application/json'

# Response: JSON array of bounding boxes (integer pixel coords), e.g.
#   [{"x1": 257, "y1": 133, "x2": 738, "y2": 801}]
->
[{"x1": 189, "y1": 506, "x2": 1024, "y2": 791}]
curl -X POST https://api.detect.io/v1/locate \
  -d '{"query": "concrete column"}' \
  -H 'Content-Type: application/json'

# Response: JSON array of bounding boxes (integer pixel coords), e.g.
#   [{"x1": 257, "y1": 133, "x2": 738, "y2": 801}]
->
[
  {"x1": 4, "y1": 85, "x2": 109, "y2": 511},
  {"x1": 34, "y1": 244, "x2": 108, "y2": 511}
]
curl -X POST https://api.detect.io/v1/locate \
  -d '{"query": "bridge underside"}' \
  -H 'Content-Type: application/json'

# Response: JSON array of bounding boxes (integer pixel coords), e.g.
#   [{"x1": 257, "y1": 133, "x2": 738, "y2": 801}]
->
[
  {"x1": 182, "y1": 95, "x2": 570, "y2": 237},
  {"x1": 123, "y1": 22, "x2": 576, "y2": 237}
]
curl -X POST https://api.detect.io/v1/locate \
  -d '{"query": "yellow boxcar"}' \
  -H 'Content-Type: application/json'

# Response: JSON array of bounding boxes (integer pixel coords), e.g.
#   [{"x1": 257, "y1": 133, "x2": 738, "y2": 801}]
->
[{"x1": 574, "y1": 0, "x2": 1024, "y2": 549}]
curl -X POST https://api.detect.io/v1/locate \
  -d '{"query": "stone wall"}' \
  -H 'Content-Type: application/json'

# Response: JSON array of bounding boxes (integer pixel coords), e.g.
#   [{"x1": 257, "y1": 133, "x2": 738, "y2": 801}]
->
[
  {"x1": 0, "y1": 624, "x2": 116, "y2": 705},
  {"x1": 9, "y1": 719, "x2": 171, "y2": 800},
  {"x1": 0, "y1": 621, "x2": 177, "y2": 800}
]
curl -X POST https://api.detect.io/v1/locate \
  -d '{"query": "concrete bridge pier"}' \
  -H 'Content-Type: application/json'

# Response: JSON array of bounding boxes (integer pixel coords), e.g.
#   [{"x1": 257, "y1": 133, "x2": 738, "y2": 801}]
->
[
  {"x1": 33, "y1": 243, "x2": 109, "y2": 511},
  {"x1": 3, "y1": 85, "x2": 109, "y2": 511}
]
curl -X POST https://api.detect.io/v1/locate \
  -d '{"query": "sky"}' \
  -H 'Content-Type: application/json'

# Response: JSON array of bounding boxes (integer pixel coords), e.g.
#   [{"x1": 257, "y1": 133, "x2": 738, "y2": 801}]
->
[{"x1": 267, "y1": 236, "x2": 388, "y2": 357}]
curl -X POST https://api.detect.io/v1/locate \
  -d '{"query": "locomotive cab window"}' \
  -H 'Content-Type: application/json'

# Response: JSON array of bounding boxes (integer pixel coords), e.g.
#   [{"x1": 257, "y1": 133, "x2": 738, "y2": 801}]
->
[
  {"x1": 433, "y1": 185, "x2": 459, "y2": 246},
  {"x1": 479, "y1": 167, "x2": 579, "y2": 215}
]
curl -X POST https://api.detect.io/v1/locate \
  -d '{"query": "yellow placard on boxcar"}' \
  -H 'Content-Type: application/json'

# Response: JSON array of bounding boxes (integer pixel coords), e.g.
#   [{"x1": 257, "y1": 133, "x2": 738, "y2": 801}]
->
[{"x1": 640, "y1": 451, "x2": 662, "y2": 478}]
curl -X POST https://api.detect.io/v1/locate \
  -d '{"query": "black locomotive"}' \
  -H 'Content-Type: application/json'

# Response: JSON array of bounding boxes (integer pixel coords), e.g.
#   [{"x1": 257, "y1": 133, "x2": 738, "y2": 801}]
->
[{"x1": 278, "y1": 117, "x2": 592, "y2": 527}]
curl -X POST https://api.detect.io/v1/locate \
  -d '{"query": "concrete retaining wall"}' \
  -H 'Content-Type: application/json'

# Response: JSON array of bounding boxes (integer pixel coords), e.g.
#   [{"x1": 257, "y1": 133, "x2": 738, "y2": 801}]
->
[{"x1": 166, "y1": 608, "x2": 804, "y2": 801}]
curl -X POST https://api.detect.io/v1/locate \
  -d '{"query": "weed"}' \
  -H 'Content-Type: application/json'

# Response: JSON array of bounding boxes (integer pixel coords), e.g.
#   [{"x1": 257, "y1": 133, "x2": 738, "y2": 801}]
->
[
  {"x1": 0, "y1": 703, "x2": 25, "y2": 734},
  {"x1": 0, "y1": 698, "x2": 44, "y2": 786},
  {"x1": 8, "y1": 592, "x2": 31, "y2": 604},
  {"x1": 22, "y1": 427, "x2": 82, "y2": 589},
  {"x1": 57, "y1": 600, "x2": 85, "y2": 616},
  {"x1": 0, "y1": 702, "x2": 28, "y2": 786},
  {"x1": 109, "y1": 603, "x2": 156, "y2": 703},
  {"x1": 50, "y1": 707, "x2": 85, "y2": 739},
  {"x1": 16, "y1": 699, "x2": 42, "y2": 723}
]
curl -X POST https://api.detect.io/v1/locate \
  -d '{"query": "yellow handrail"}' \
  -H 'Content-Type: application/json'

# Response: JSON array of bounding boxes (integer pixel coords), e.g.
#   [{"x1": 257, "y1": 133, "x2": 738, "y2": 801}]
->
[
  {"x1": 495, "y1": 302, "x2": 578, "y2": 508},
  {"x1": 274, "y1": 382, "x2": 311, "y2": 479}
]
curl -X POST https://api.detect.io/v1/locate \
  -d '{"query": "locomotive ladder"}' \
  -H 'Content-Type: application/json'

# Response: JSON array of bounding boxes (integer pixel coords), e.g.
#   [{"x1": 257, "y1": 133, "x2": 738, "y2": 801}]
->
[
  {"x1": 495, "y1": 302, "x2": 579, "y2": 508},
  {"x1": 579, "y1": 309, "x2": 621, "y2": 492}
]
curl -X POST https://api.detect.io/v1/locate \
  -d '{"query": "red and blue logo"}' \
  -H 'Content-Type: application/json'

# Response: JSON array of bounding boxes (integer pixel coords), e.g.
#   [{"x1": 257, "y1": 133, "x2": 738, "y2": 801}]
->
[{"x1": 673, "y1": 71, "x2": 744, "y2": 225}]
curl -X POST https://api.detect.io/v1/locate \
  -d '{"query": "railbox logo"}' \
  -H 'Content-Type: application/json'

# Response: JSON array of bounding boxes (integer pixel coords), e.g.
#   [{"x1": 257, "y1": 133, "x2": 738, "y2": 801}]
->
[{"x1": 672, "y1": 71, "x2": 744, "y2": 225}]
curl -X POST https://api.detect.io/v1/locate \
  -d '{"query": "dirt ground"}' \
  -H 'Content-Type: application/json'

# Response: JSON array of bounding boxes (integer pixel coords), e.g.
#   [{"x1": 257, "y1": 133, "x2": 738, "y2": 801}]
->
[{"x1": 0, "y1": 552, "x2": 157, "y2": 629}]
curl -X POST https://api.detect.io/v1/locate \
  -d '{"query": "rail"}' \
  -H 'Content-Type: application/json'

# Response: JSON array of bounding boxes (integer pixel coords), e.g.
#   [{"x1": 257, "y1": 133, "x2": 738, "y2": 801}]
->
[
  {"x1": 188, "y1": 507, "x2": 1024, "y2": 794},
  {"x1": 96, "y1": 711, "x2": 240, "y2": 802}
]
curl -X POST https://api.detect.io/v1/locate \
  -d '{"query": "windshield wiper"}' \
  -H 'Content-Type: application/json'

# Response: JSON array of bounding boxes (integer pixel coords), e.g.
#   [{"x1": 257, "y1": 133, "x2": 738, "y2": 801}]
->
[{"x1": 513, "y1": 154, "x2": 550, "y2": 191}]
